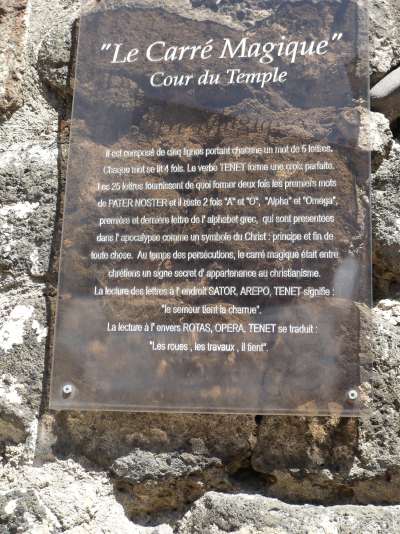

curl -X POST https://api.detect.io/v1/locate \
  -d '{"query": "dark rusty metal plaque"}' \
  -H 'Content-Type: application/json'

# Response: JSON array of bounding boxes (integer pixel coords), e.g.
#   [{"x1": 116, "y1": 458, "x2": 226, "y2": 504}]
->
[{"x1": 50, "y1": 0, "x2": 370, "y2": 415}]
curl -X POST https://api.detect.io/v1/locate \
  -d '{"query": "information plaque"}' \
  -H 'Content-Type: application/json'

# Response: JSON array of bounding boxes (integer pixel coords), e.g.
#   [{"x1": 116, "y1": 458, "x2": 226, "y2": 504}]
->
[{"x1": 50, "y1": 0, "x2": 370, "y2": 415}]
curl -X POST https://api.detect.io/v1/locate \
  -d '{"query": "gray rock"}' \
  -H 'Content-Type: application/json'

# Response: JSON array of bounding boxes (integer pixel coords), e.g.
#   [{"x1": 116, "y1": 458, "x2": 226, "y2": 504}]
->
[
  {"x1": 0, "y1": 142, "x2": 58, "y2": 277},
  {"x1": 0, "y1": 489, "x2": 51, "y2": 534},
  {"x1": 0, "y1": 375, "x2": 32, "y2": 445},
  {"x1": 0, "y1": 1, "x2": 67, "y2": 456},
  {"x1": 0, "y1": 458, "x2": 173, "y2": 533},
  {"x1": 46, "y1": 412, "x2": 255, "y2": 515},
  {"x1": 51, "y1": 411, "x2": 256, "y2": 469},
  {"x1": 369, "y1": 111, "x2": 393, "y2": 171},
  {"x1": 356, "y1": 109, "x2": 393, "y2": 172},
  {"x1": 111, "y1": 450, "x2": 228, "y2": 517},
  {"x1": 372, "y1": 141, "x2": 400, "y2": 297},
  {"x1": 189, "y1": 0, "x2": 272, "y2": 26},
  {"x1": 37, "y1": 15, "x2": 77, "y2": 96},
  {"x1": 0, "y1": 282, "x2": 47, "y2": 423},
  {"x1": 177, "y1": 491, "x2": 400, "y2": 534},
  {"x1": 0, "y1": 0, "x2": 28, "y2": 116},
  {"x1": 371, "y1": 66, "x2": 400, "y2": 123},
  {"x1": 369, "y1": 0, "x2": 400, "y2": 84},
  {"x1": 112, "y1": 450, "x2": 223, "y2": 485}
]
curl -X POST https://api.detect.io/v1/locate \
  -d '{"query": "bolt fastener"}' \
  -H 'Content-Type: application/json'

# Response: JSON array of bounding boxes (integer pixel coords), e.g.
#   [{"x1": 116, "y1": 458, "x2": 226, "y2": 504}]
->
[
  {"x1": 347, "y1": 389, "x2": 358, "y2": 401},
  {"x1": 62, "y1": 384, "x2": 73, "y2": 396}
]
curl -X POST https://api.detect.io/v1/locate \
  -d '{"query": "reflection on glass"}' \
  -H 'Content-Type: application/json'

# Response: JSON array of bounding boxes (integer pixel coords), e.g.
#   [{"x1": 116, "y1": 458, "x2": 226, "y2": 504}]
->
[{"x1": 50, "y1": 0, "x2": 370, "y2": 415}]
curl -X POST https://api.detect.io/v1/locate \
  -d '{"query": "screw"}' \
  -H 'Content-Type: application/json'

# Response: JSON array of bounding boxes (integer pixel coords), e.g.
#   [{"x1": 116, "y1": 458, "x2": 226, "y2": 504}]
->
[
  {"x1": 347, "y1": 389, "x2": 358, "y2": 401},
  {"x1": 62, "y1": 384, "x2": 73, "y2": 396}
]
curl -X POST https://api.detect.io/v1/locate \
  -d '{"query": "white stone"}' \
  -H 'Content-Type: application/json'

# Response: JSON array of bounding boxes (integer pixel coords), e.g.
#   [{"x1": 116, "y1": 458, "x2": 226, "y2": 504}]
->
[
  {"x1": 4, "y1": 499, "x2": 17, "y2": 515},
  {"x1": 32, "y1": 319, "x2": 47, "y2": 343},
  {"x1": 0, "y1": 202, "x2": 39, "y2": 219},
  {"x1": 0, "y1": 304, "x2": 34, "y2": 352}
]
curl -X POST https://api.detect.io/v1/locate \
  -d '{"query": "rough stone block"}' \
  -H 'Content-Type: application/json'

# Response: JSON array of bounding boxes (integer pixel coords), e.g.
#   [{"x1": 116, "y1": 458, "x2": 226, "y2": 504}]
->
[
  {"x1": 0, "y1": 0, "x2": 28, "y2": 116},
  {"x1": 51, "y1": 411, "x2": 256, "y2": 469},
  {"x1": 372, "y1": 142, "x2": 400, "y2": 297},
  {"x1": 0, "y1": 281, "x2": 47, "y2": 423},
  {"x1": 111, "y1": 450, "x2": 228, "y2": 517},
  {"x1": 369, "y1": 111, "x2": 393, "y2": 171},
  {"x1": 0, "y1": 459, "x2": 173, "y2": 532},
  {"x1": 177, "y1": 492, "x2": 400, "y2": 533},
  {"x1": 37, "y1": 14, "x2": 78, "y2": 97},
  {"x1": 0, "y1": 142, "x2": 58, "y2": 276},
  {"x1": 369, "y1": 0, "x2": 400, "y2": 84},
  {"x1": 0, "y1": 375, "x2": 32, "y2": 445}
]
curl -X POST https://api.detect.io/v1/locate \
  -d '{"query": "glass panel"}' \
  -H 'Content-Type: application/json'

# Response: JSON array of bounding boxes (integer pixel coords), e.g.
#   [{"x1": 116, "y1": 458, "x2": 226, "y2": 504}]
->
[{"x1": 50, "y1": 0, "x2": 370, "y2": 415}]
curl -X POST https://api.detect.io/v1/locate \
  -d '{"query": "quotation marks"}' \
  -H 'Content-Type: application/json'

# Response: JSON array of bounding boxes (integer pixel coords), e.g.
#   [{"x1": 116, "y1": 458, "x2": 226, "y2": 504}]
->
[
  {"x1": 332, "y1": 33, "x2": 343, "y2": 41},
  {"x1": 101, "y1": 43, "x2": 112, "y2": 52}
]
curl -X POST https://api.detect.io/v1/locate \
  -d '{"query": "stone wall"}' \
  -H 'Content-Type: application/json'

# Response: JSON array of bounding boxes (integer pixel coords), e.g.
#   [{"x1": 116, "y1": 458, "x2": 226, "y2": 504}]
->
[{"x1": 1, "y1": 0, "x2": 400, "y2": 532}]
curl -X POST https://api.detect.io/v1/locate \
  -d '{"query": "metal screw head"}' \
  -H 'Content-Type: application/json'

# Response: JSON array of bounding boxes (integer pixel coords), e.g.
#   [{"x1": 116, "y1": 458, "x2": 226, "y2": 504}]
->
[
  {"x1": 347, "y1": 389, "x2": 358, "y2": 401},
  {"x1": 62, "y1": 384, "x2": 73, "y2": 396}
]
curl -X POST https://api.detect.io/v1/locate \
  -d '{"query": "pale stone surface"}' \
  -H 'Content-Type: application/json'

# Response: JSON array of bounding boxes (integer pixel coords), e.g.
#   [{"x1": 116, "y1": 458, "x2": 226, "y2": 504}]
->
[
  {"x1": 0, "y1": 280, "x2": 47, "y2": 418},
  {"x1": 111, "y1": 450, "x2": 228, "y2": 518},
  {"x1": 372, "y1": 141, "x2": 400, "y2": 297},
  {"x1": 112, "y1": 450, "x2": 224, "y2": 485},
  {"x1": 177, "y1": 492, "x2": 400, "y2": 534},
  {"x1": 50, "y1": 411, "x2": 256, "y2": 469},
  {"x1": 0, "y1": 0, "x2": 76, "y2": 458},
  {"x1": 368, "y1": 111, "x2": 393, "y2": 171},
  {"x1": 0, "y1": 0, "x2": 400, "y2": 532},
  {"x1": 369, "y1": 0, "x2": 400, "y2": 83},
  {"x1": 0, "y1": 374, "x2": 32, "y2": 445},
  {"x1": 37, "y1": 13, "x2": 78, "y2": 96},
  {"x1": 0, "y1": 141, "x2": 58, "y2": 276},
  {"x1": 0, "y1": 0, "x2": 28, "y2": 116}
]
